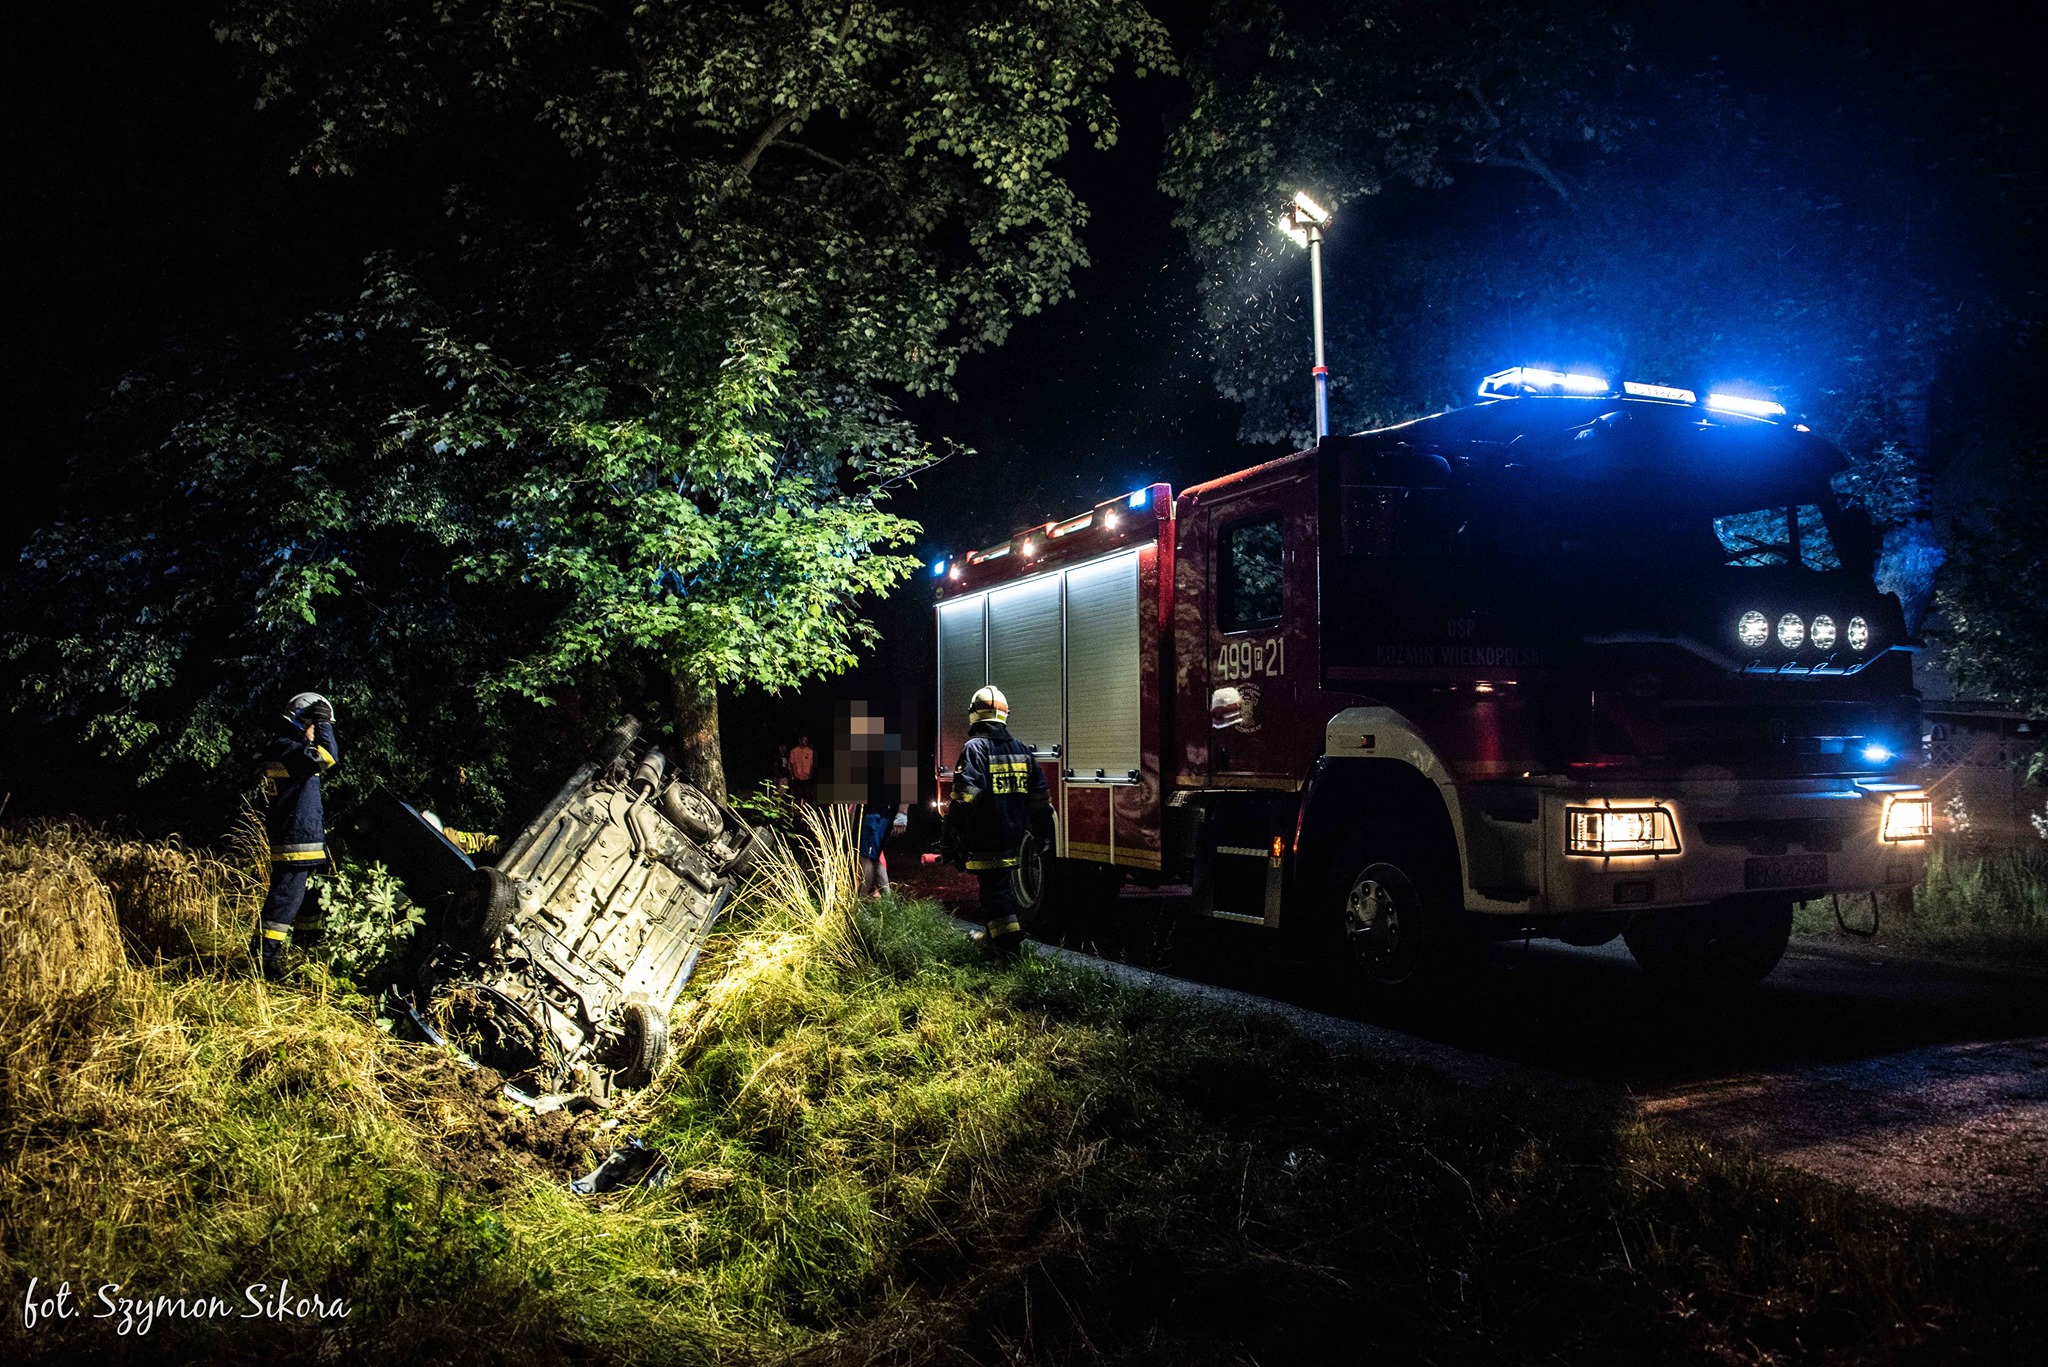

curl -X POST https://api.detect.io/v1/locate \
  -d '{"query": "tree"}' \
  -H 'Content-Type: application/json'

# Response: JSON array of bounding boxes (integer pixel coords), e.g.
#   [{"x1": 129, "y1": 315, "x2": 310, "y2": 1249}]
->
[
  {"x1": 1163, "y1": 2, "x2": 2042, "y2": 632},
  {"x1": 9, "y1": 0, "x2": 1169, "y2": 813}
]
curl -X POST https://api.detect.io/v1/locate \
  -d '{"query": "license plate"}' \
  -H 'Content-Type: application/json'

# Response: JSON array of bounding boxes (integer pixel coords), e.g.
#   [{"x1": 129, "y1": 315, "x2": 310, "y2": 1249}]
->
[{"x1": 1745, "y1": 854, "x2": 1828, "y2": 889}]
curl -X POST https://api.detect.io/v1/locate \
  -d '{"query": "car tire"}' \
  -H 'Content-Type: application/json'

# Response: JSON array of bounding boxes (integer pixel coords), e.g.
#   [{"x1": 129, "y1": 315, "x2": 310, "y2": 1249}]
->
[
  {"x1": 659, "y1": 781, "x2": 723, "y2": 844},
  {"x1": 590, "y1": 720, "x2": 638, "y2": 773},
  {"x1": 720, "y1": 827, "x2": 777, "y2": 882},
  {"x1": 1328, "y1": 828, "x2": 1472, "y2": 998},
  {"x1": 618, "y1": 1000, "x2": 669, "y2": 1089},
  {"x1": 447, "y1": 867, "x2": 517, "y2": 953},
  {"x1": 1623, "y1": 901, "x2": 1792, "y2": 991}
]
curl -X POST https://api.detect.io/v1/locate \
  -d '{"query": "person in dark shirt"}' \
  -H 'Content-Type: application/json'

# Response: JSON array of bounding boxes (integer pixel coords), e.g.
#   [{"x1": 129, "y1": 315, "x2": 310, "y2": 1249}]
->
[
  {"x1": 941, "y1": 686, "x2": 1049, "y2": 957},
  {"x1": 256, "y1": 691, "x2": 339, "y2": 978}
]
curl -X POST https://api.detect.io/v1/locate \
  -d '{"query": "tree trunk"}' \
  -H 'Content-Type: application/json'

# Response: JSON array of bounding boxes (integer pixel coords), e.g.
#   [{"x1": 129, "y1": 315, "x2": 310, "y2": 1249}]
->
[{"x1": 669, "y1": 672, "x2": 728, "y2": 803}]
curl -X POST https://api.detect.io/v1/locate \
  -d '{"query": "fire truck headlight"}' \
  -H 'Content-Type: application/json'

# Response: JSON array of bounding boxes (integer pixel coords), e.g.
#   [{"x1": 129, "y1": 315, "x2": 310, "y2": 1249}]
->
[
  {"x1": 1846, "y1": 616, "x2": 1870, "y2": 651},
  {"x1": 1777, "y1": 613, "x2": 1805, "y2": 649},
  {"x1": 1737, "y1": 611, "x2": 1770, "y2": 649},
  {"x1": 1810, "y1": 614, "x2": 1837, "y2": 650},
  {"x1": 1881, "y1": 795, "x2": 1932, "y2": 842},
  {"x1": 1567, "y1": 807, "x2": 1681, "y2": 855}
]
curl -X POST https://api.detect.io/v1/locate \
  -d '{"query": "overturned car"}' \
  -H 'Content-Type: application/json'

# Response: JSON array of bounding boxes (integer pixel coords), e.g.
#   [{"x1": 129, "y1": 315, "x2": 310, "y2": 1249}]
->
[{"x1": 359, "y1": 717, "x2": 766, "y2": 1099}]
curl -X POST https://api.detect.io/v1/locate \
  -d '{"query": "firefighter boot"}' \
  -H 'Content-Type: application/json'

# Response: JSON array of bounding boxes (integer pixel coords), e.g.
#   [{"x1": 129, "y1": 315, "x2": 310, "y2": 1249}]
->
[
  {"x1": 256, "y1": 920, "x2": 292, "y2": 979},
  {"x1": 970, "y1": 913, "x2": 1027, "y2": 961}
]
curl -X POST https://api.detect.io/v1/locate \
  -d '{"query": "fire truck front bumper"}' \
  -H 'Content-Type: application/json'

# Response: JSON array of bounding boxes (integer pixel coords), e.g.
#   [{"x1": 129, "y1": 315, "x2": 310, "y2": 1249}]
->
[{"x1": 1525, "y1": 780, "x2": 1929, "y2": 917}]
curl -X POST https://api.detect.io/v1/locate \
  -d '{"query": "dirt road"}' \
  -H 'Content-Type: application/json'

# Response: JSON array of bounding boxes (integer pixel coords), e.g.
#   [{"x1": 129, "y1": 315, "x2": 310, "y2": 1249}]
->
[{"x1": 916, "y1": 867, "x2": 2048, "y2": 1222}]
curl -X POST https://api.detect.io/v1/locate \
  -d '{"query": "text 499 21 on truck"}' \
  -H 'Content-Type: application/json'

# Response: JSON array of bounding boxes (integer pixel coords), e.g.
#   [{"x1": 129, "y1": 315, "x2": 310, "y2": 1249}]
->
[{"x1": 933, "y1": 367, "x2": 1932, "y2": 993}]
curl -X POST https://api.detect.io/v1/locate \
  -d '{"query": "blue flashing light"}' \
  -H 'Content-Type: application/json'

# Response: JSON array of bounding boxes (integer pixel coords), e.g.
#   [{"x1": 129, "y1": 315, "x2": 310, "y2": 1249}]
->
[
  {"x1": 1127, "y1": 488, "x2": 1150, "y2": 509},
  {"x1": 1477, "y1": 366, "x2": 1611, "y2": 400},
  {"x1": 930, "y1": 558, "x2": 946, "y2": 578},
  {"x1": 1705, "y1": 391, "x2": 1787, "y2": 419},
  {"x1": 1862, "y1": 744, "x2": 1894, "y2": 765}
]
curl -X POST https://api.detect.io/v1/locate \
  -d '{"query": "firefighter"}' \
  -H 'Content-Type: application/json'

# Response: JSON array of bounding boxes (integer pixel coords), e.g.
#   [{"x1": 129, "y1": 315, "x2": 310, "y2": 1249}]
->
[
  {"x1": 941, "y1": 685, "x2": 1050, "y2": 958},
  {"x1": 255, "y1": 691, "x2": 340, "y2": 979}
]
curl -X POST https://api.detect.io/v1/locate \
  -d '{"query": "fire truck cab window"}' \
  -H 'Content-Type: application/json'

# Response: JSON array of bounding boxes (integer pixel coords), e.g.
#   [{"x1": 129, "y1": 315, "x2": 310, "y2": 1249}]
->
[
  {"x1": 1218, "y1": 516, "x2": 1284, "y2": 632},
  {"x1": 1713, "y1": 504, "x2": 1842, "y2": 570}
]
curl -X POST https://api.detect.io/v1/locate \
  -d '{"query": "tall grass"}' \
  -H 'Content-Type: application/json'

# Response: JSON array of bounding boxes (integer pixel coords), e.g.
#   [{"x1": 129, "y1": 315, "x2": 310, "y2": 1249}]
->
[
  {"x1": 1797, "y1": 838, "x2": 2048, "y2": 963},
  {"x1": 3, "y1": 814, "x2": 2043, "y2": 1364}
]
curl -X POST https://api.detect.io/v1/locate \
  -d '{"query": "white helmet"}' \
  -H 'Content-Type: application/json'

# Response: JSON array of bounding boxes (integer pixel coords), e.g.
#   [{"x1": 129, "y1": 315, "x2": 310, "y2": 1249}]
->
[
  {"x1": 967, "y1": 685, "x2": 1009, "y2": 725},
  {"x1": 285, "y1": 692, "x2": 335, "y2": 727}
]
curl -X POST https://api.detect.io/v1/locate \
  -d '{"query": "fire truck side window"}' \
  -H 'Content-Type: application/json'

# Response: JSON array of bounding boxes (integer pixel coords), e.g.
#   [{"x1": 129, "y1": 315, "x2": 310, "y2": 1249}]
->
[{"x1": 1218, "y1": 516, "x2": 1284, "y2": 632}]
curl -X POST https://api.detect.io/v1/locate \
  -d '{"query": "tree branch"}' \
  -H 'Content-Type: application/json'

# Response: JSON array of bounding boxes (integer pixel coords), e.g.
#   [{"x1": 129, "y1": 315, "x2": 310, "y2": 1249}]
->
[{"x1": 1466, "y1": 81, "x2": 1573, "y2": 206}]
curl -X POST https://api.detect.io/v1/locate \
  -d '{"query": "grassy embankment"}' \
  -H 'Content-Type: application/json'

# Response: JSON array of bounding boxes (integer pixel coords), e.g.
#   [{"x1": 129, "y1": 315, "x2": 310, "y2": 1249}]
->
[
  {"x1": 3, "y1": 813, "x2": 2043, "y2": 1365},
  {"x1": 1794, "y1": 839, "x2": 2048, "y2": 965}
]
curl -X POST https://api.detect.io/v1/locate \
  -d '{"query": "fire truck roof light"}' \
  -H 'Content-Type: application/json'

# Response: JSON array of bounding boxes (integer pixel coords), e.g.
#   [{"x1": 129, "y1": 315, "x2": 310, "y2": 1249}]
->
[
  {"x1": 1705, "y1": 392, "x2": 1787, "y2": 418},
  {"x1": 1128, "y1": 488, "x2": 1150, "y2": 509},
  {"x1": 930, "y1": 558, "x2": 946, "y2": 577},
  {"x1": 1622, "y1": 381, "x2": 1697, "y2": 403},
  {"x1": 1477, "y1": 367, "x2": 1610, "y2": 399}
]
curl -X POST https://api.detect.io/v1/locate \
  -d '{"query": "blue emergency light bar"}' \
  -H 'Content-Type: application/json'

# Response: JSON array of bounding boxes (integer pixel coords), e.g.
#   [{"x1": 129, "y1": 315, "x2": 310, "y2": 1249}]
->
[
  {"x1": 1128, "y1": 488, "x2": 1150, "y2": 509},
  {"x1": 1477, "y1": 366, "x2": 1609, "y2": 399},
  {"x1": 1705, "y1": 392, "x2": 1787, "y2": 418},
  {"x1": 930, "y1": 558, "x2": 947, "y2": 578},
  {"x1": 1479, "y1": 367, "x2": 1789, "y2": 422}
]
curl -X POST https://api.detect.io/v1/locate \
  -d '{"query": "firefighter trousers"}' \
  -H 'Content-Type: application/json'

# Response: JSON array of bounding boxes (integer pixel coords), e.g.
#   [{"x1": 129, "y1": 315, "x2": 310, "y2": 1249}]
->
[
  {"x1": 257, "y1": 865, "x2": 313, "y2": 970},
  {"x1": 974, "y1": 869, "x2": 1025, "y2": 946}
]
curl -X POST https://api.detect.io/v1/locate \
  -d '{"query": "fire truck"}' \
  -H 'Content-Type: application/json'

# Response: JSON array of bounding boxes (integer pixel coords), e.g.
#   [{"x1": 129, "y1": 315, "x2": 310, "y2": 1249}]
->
[{"x1": 933, "y1": 368, "x2": 1933, "y2": 991}]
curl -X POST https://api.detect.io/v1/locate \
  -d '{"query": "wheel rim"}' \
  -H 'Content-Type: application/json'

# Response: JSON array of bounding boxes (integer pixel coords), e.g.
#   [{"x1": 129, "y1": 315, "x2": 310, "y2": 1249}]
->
[{"x1": 1344, "y1": 862, "x2": 1425, "y2": 984}]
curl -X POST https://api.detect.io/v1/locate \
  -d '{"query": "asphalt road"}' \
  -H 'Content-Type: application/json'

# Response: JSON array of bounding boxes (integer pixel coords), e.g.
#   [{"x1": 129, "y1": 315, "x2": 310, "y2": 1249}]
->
[
  {"x1": 911, "y1": 868, "x2": 2048, "y2": 1220},
  {"x1": 1038, "y1": 883, "x2": 2048, "y2": 1087}
]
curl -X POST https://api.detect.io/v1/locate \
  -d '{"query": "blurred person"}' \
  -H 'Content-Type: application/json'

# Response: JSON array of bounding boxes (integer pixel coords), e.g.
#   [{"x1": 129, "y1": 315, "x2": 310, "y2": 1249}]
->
[
  {"x1": 940, "y1": 685, "x2": 1048, "y2": 958},
  {"x1": 773, "y1": 743, "x2": 792, "y2": 792},
  {"x1": 254, "y1": 691, "x2": 339, "y2": 979},
  {"x1": 789, "y1": 733, "x2": 815, "y2": 803}
]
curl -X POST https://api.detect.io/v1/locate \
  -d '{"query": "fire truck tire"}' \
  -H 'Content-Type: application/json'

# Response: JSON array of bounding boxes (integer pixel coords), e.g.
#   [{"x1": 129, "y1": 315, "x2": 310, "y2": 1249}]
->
[
  {"x1": 1035, "y1": 858, "x2": 1123, "y2": 938},
  {"x1": 1329, "y1": 837, "x2": 1471, "y2": 995},
  {"x1": 1622, "y1": 901, "x2": 1792, "y2": 990}
]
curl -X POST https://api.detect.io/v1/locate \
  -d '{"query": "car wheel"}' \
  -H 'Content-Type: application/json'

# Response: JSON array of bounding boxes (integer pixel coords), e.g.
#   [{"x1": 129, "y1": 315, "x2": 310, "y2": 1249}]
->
[
  {"x1": 617, "y1": 1000, "x2": 669, "y2": 1089},
  {"x1": 447, "y1": 867, "x2": 517, "y2": 953},
  {"x1": 589, "y1": 720, "x2": 638, "y2": 773},
  {"x1": 1623, "y1": 901, "x2": 1792, "y2": 991},
  {"x1": 659, "y1": 781, "x2": 723, "y2": 844},
  {"x1": 719, "y1": 826, "x2": 777, "y2": 882}
]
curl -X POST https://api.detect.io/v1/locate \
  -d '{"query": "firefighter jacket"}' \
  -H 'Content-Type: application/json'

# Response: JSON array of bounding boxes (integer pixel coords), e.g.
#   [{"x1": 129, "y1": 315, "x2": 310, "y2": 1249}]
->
[
  {"x1": 942, "y1": 720, "x2": 1048, "y2": 871},
  {"x1": 263, "y1": 719, "x2": 339, "y2": 867}
]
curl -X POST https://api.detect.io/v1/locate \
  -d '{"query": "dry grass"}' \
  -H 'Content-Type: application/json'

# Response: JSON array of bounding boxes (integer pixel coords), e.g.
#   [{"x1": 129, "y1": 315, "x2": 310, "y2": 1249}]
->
[{"x1": 2, "y1": 817, "x2": 2041, "y2": 1365}]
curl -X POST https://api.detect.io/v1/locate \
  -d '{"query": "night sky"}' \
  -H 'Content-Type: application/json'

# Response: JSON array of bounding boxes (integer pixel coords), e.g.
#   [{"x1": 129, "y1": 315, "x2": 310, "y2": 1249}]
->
[{"x1": 10, "y1": 2, "x2": 2045, "y2": 802}]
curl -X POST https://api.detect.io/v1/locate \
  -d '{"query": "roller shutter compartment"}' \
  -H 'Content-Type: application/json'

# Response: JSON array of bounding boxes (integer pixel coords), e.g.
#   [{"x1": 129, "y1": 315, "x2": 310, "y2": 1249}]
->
[{"x1": 1063, "y1": 550, "x2": 1141, "y2": 780}]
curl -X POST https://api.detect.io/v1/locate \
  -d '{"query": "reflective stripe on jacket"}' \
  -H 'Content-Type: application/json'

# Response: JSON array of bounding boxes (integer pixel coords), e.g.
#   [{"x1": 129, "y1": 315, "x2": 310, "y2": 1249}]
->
[{"x1": 943, "y1": 721, "x2": 1047, "y2": 869}]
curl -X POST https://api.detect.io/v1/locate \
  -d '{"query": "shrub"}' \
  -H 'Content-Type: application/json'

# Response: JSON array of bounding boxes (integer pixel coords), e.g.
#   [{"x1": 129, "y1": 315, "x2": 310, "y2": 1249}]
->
[{"x1": 308, "y1": 856, "x2": 424, "y2": 986}]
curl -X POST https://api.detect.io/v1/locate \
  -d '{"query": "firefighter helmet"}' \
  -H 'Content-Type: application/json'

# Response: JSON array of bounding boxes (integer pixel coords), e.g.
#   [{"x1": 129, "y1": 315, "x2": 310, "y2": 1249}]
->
[
  {"x1": 285, "y1": 692, "x2": 336, "y2": 728},
  {"x1": 967, "y1": 685, "x2": 1009, "y2": 725}
]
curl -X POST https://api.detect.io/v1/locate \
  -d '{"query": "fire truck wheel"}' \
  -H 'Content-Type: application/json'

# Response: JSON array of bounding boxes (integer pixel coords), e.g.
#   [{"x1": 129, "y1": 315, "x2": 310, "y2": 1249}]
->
[
  {"x1": 1034, "y1": 858, "x2": 1123, "y2": 939},
  {"x1": 1333, "y1": 852, "x2": 1467, "y2": 993},
  {"x1": 1622, "y1": 901, "x2": 1792, "y2": 991}
]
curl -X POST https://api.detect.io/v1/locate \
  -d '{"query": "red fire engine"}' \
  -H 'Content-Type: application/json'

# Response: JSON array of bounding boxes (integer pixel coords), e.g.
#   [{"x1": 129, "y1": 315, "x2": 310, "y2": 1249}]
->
[{"x1": 934, "y1": 368, "x2": 1933, "y2": 990}]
